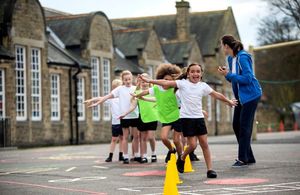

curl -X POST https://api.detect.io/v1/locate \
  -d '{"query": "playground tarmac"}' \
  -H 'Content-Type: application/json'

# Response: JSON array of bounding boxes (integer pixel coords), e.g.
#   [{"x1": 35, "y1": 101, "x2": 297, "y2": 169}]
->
[{"x1": 0, "y1": 131, "x2": 299, "y2": 194}]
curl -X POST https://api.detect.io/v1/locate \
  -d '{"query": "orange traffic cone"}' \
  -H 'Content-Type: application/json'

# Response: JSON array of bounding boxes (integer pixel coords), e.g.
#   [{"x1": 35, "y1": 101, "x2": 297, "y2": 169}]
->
[
  {"x1": 279, "y1": 120, "x2": 285, "y2": 132},
  {"x1": 163, "y1": 154, "x2": 179, "y2": 195}
]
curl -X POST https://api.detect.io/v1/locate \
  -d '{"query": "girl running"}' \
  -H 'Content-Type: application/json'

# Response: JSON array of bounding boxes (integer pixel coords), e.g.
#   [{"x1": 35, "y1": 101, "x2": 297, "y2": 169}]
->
[
  {"x1": 133, "y1": 64, "x2": 183, "y2": 167},
  {"x1": 84, "y1": 70, "x2": 140, "y2": 164},
  {"x1": 120, "y1": 73, "x2": 158, "y2": 163},
  {"x1": 139, "y1": 63, "x2": 237, "y2": 178},
  {"x1": 104, "y1": 79, "x2": 123, "y2": 162}
]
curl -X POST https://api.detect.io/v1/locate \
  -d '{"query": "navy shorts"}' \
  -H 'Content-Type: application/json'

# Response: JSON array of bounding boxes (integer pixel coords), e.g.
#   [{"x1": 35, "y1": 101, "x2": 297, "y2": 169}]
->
[
  {"x1": 181, "y1": 118, "x2": 207, "y2": 137},
  {"x1": 120, "y1": 118, "x2": 139, "y2": 128},
  {"x1": 162, "y1": 119, "x2": 182, "y2": 132},
  {"x1": 137, "y1": 116, "x2": 158, "y2": 131},
  {"x1": 112, "y1": 124, "x2": 123, "y2": 137}
]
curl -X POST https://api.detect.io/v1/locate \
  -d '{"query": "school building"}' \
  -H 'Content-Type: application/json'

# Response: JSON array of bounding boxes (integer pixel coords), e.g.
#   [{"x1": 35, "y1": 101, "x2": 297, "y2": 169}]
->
[{"x1": 0, "y1": 0, "x2": 240, "y2": 147}]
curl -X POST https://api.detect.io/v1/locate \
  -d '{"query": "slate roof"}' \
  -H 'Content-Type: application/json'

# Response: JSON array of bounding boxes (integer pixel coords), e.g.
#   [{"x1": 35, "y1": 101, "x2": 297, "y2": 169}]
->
[
  {"x1": 43, "y1": 7, "x2": 70, "y2": 18},
  {"x1": 113, "y1": 28, "x2": 150, "y2": 57},
  {"x1": 111, "y1": 8, "x2": 236, "y2": 56},
  {"x1": 47, "y1": 14, "x2": 92, "y2": 47},
  {"x1": 47, "y1": 28, "x2": 89, "y2": 68},
  {"x1": 48, "y1": 41, "x2": 75, "y2": 66},
  {"x1": 114, "y1": 49, "x2": 144, "y2": 74},
  {"x1": 162, "y1": 41, "x2": 192, "y2": 64}
]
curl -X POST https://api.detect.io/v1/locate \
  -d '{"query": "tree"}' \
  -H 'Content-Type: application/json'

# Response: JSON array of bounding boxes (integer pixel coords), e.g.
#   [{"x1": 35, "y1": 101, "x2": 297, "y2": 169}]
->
[
  {"x1": 257, "y1": 0, "x2": 300, "y2": 45},
  {"x1": 270, "y1": 0, "x2": 300, "y2": 30}
]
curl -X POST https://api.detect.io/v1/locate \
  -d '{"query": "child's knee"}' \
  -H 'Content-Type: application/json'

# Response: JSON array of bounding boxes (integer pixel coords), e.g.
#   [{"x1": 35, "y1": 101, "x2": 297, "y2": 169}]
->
[
  {"x1": 199, "y1": 141, "x2": 209, "y2": 149},
  {"x1": 173, "y1": 138, "x2": 180, "y2": 146},
  {"x1": 188, "y1": 142, "x2": 197, "y2": 150}
]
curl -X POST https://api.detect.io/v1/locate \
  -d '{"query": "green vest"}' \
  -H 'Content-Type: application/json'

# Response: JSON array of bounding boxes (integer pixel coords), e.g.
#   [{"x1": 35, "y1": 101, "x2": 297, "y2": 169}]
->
[
  {"x1": 137, "y1": 93, "x2": 159, "y2": 123},
  {"x1": 153, "y1": 85, "x2": 179, "y2": 123}
]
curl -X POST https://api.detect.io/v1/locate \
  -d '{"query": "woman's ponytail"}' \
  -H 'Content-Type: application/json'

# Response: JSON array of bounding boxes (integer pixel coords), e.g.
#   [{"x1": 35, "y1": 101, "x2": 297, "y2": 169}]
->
[{"x1": 221, "y1": 35, "x2": 244, "y2": 56}]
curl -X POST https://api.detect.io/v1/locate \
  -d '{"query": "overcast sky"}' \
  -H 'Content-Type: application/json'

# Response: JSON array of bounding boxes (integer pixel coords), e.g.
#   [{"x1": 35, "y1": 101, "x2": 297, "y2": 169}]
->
[{"x1": 39, "y1": 0, "x2": 269, "y2": 49}]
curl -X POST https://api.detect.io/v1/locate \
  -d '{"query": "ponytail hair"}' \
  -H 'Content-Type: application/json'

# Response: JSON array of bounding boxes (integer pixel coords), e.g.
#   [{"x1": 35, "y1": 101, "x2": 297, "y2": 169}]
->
[{"x1": 221, "y1": 35, "x2": 244, "y2": 56}]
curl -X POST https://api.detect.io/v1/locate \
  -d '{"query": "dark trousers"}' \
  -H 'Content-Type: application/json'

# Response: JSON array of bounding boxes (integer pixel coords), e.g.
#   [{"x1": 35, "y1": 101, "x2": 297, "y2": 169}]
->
[{"x1": 233, "y1": 97, "x2": 260, "y2": 163}]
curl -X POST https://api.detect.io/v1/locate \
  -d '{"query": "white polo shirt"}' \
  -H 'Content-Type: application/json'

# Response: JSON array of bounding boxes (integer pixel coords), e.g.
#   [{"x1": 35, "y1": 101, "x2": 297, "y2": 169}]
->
[{"x1": 175, "y1": 79, "x2": 213, "y2": 118}]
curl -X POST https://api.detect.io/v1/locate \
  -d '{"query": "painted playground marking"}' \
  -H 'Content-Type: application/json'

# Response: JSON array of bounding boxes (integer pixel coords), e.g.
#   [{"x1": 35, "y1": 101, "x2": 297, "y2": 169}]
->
[
  {"x1": 123, "y1": 170, "x2": 165, "y2": 176},
  {"x1": 48, "y1": 176, "x2": 106, "y2": 183},
  {"x1": 204, "y1": 178, "x2": 269, "y2": 185},
  {"x1": 135, "y1": 181, "x2": 300, "y2": 195},
  {"x1": 0, "y1": 167, "x2": 58, "y2": 175}
]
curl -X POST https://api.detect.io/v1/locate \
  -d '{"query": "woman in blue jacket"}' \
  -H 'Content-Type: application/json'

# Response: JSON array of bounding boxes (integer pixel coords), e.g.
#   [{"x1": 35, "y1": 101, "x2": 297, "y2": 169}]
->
[{"x1": 218, "y1": 35, "x2": 262, "y2": 167}]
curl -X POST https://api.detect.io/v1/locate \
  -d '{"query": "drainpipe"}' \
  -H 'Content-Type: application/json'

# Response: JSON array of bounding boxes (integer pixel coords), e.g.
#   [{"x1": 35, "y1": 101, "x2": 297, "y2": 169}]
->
[
  {"x1": 68, "y1": 69, "x2": 74, "y2": 144},
  {"x1": 72, "y1": 63, "x2": 81, "y2": 145}
]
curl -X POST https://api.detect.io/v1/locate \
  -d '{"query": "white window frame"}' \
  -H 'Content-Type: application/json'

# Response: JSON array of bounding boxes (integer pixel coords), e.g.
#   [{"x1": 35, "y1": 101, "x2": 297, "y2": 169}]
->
[
  {"x1": 148, "y1": 65, "x2": 154, "y2": 79},
  {"x1": 216, "y1": 100, "x2": 221, "y2": 122},
  {"x1": 102, "y1": 58, "x2": 111, "y2": 121},
  {"x1": 91, "y1": 57, "x2": 100, "y2": 121},
  {"x1": 15, "y1": 45, "x2": 27, "y2": 121},
  {"x1": 207, "y1": 95, "x2": 212, "y2": 121},
  {"x1": 31, "y1": 48, "x2": 42, "y2": 121},
  {"x1": 50, "y1": 74, "x2": 60, "y2": 121},
  {"x1": 0, "y1": 69, "x2": 5, "y2": 118},
  {"x1": 77, "y1": 77, "x2": 85, "y2": 121}
]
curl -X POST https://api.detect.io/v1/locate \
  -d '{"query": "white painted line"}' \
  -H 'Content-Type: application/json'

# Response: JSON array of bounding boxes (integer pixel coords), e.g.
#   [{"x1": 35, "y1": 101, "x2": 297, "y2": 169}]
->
[
  {"x1": 93, "y1": 165, "x2": 108, "y2": 169},
  {"x1": 65, "y1": 167, "x2": 76, "y2": 172},
  {"x1": 49, "y1": 176, "x2": 106, "y2": 183},
  {"x1": 118, "y1": 188, "x2": 141, "y2": 192},
  {"x1": 119, "y1": 185, "x2": 192, "y2": 194},
  {"x1": 26, "y1": 168, "x2": 58, "y2": 174},
  {"x1": 177, "y1": 181, "x2": 300, "y2": 195}
]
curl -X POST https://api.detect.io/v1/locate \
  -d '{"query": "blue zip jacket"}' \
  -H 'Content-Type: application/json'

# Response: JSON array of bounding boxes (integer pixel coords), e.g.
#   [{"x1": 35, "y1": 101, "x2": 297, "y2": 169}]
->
[{"x1": 225, "y1": 50, "x2": 262, "y2": 105}]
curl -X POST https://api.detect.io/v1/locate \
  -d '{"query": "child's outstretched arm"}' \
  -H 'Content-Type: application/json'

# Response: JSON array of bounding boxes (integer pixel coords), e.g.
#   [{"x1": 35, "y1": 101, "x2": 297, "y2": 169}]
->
[
  {"x1": 119, "y1": 98, "x2": 138, "y2": 119},
  {"x1": 209, "y1": 90, "x2": 238, "y2": 107},
  {"x1": 131, "y1": 89, "x2": 156, "y2": 102},
  {"x1": 83, "y1": 96, "x2": 101, "y2": 104},
  {"x1": 138, "y1": 75, "x2": 177, "y2": 88},
  {"x1": 131, "y1": 89, "x2": 150, "y2": 99},
  {"x1": 139, "y1": 96, "x2": 156, "y2": 102},
  {"x1": 84, "y1": 93, "x2": 114, "y2": 107}
]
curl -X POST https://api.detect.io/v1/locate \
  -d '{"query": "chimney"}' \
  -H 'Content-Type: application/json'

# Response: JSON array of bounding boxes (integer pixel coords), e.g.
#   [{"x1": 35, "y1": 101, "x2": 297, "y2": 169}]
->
[{"x1": 176, "y1": 0, "x2": 190, "y2": 41}]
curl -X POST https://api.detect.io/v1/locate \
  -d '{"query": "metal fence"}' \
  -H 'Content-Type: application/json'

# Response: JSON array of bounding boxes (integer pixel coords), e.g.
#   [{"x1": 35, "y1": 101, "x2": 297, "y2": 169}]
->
[{"x1": 0, "y1": 117, "x2": 11, "y2": 147}]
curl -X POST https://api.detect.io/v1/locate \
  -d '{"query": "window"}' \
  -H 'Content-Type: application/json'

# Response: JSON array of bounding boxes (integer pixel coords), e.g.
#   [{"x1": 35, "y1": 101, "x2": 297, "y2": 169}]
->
[
  {"x1": 50, "y1": 74, "x2": 60, "y2": 121},
  {"x1": 216, "y1": 100, "x2": 220, "y2": 122},
  {"x1": 31, "y1": 48, "x2": 41, "y2": 120},
  {"x1": 207, "y1": 95, "x2": 212, "y2": 121},
  {"x1": 15, "y1": 45, "x2": 27, "y2": 121},
  {"x1": 77, "y1": 77, "x2": 85, "y2": 121},
  {"x1": 91, "y1": 57, "x2": 100, "y2": 121},
  {"x1": 0, "y1": 69, "x2": 5, "y2": 117},
  {"x1": 148, "y1": 65, "x2": 154, "y2": 79},
  {"x1": 102, "y1": 58, "x2": 111, "y2": 121}
]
